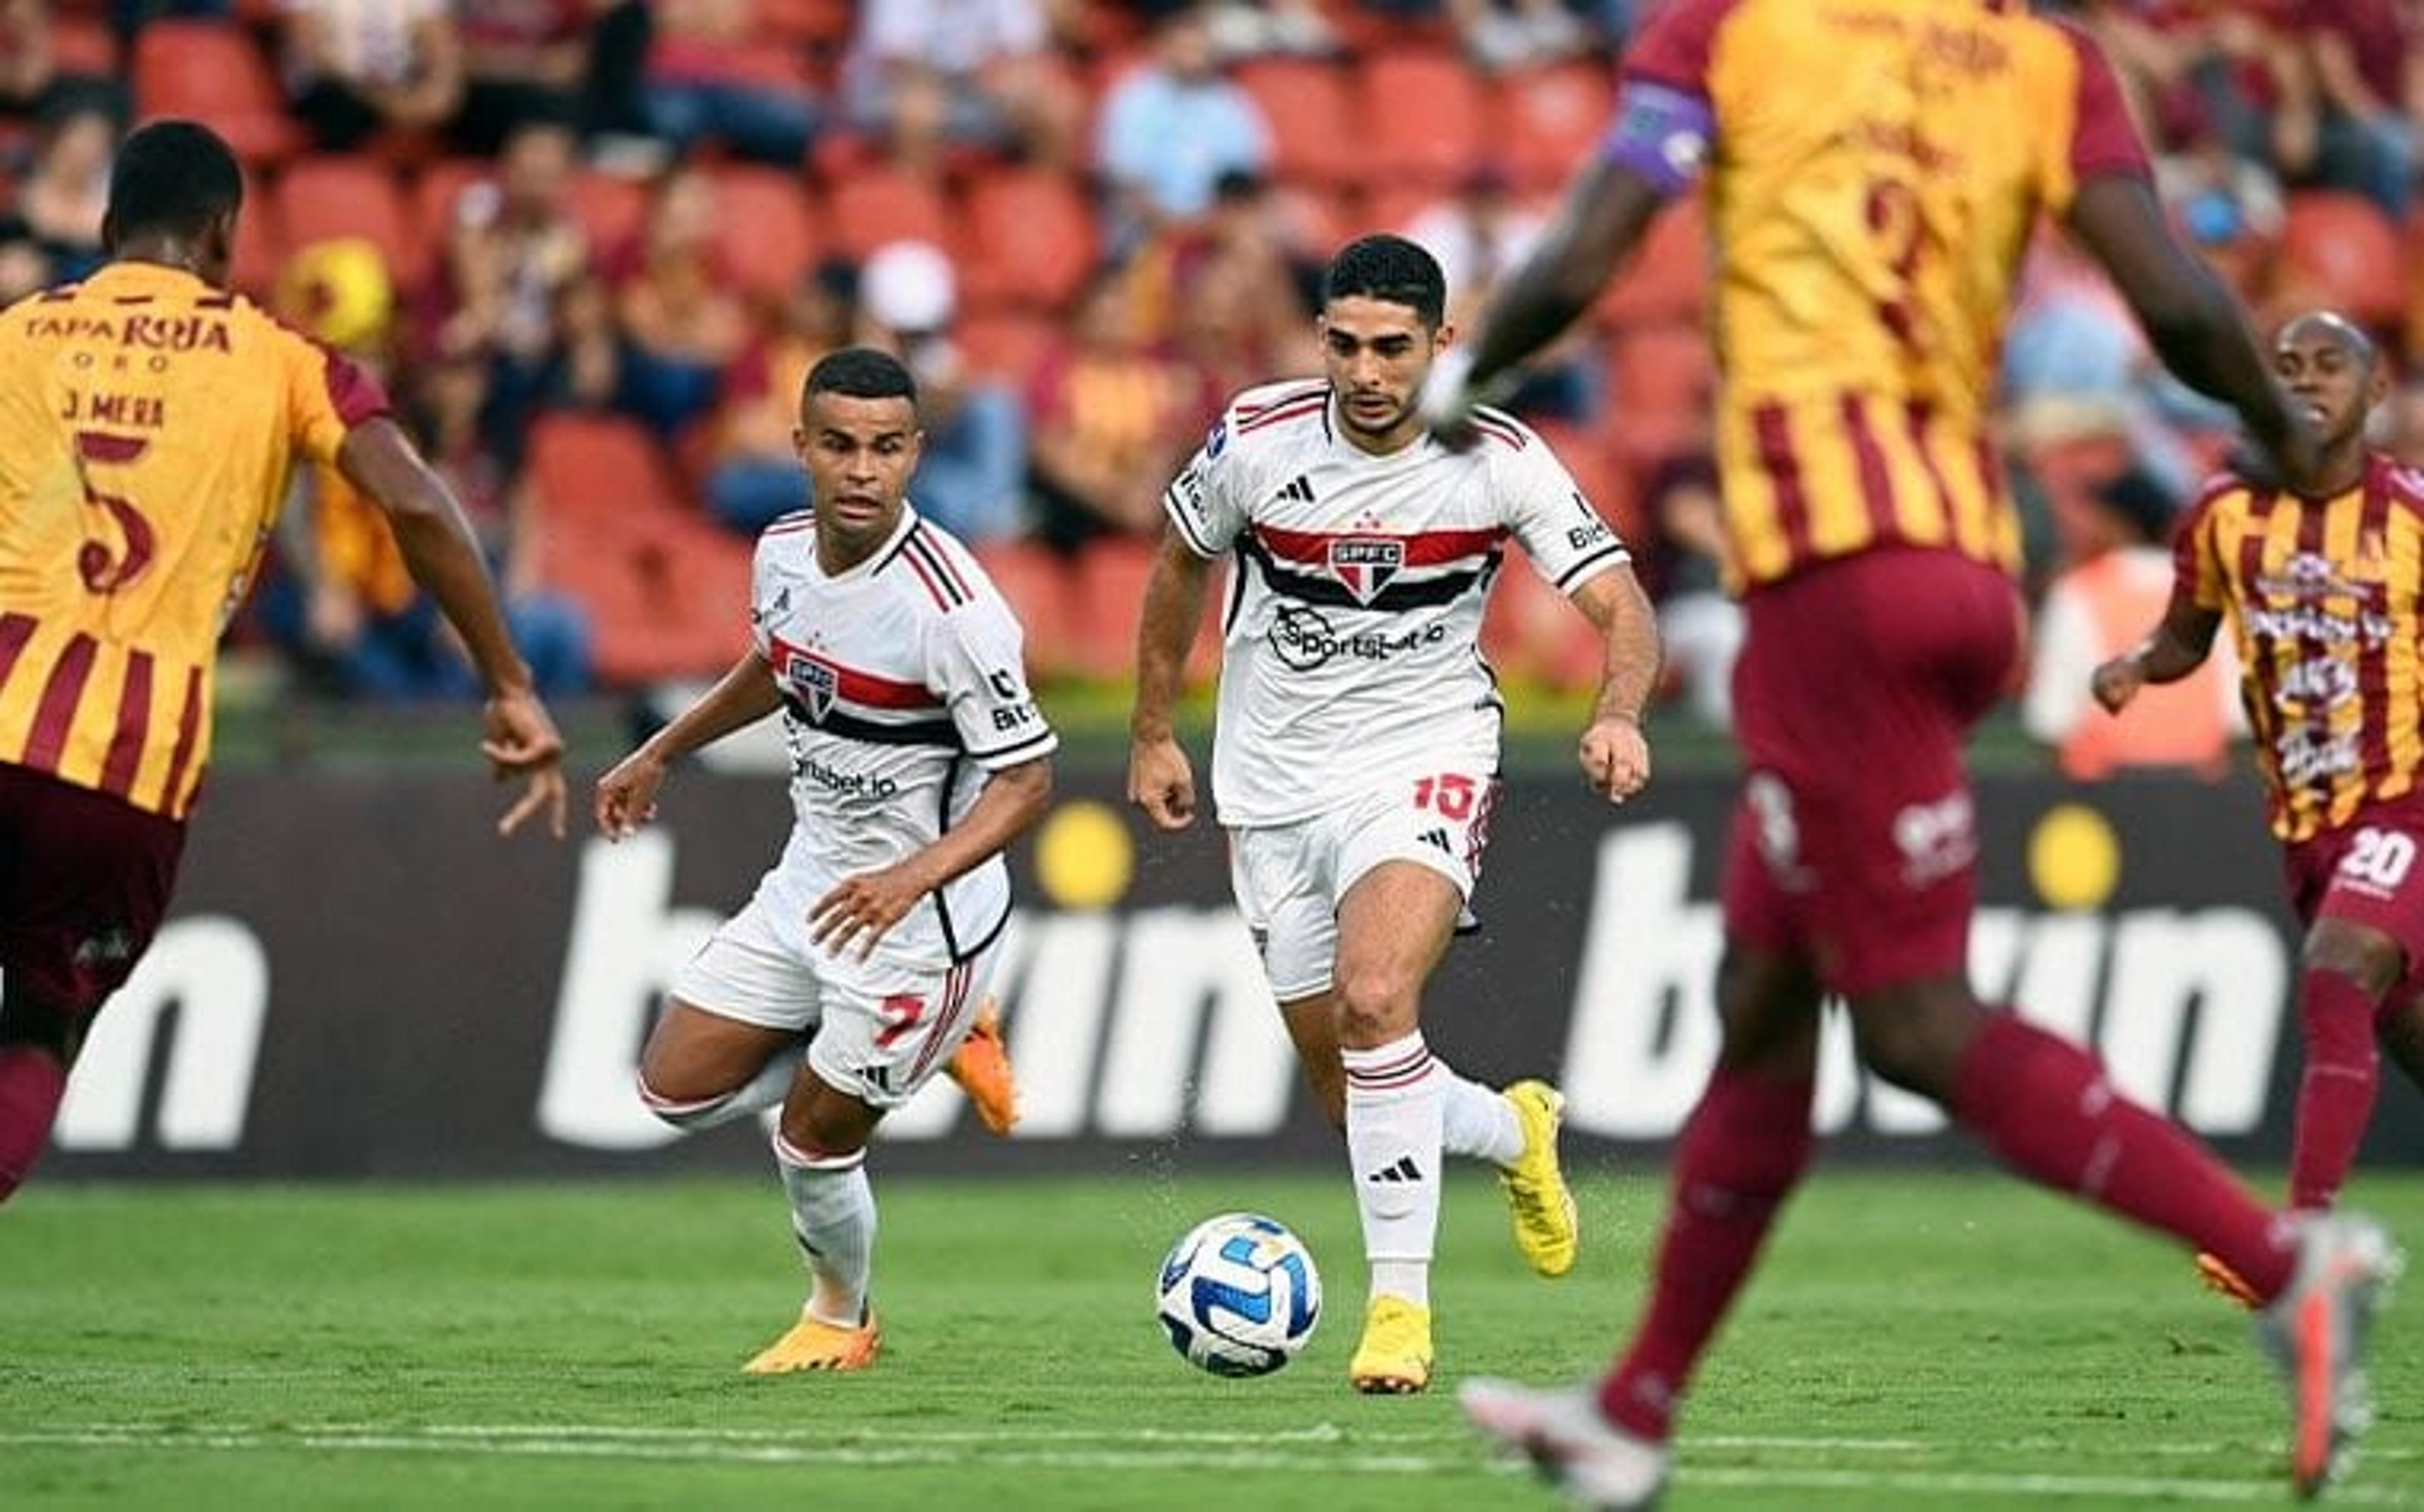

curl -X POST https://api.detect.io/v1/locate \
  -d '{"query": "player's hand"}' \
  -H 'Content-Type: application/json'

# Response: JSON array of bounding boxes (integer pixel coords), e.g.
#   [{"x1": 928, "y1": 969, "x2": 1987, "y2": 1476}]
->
[
  {"x1": 593, "y1": 747, "x2": 668, "y2": 841},
  {"x1": 2090, "y1": 656, "x2": 2145, "y2": 714},
  {"x1": 1127, "y1": 735, "x2": 1197, "y2": 830},
  {"x1": 810, "y1": 863, "x2": 931, "y2": 960},
  {"x1": 1579, "y1": 714, "x2": 1651, "y2": 803},
  {"x1": 1420, "y1": 346, "x2": 1489, "y2": 452},
  {"x1": 482, "y1": 686, "x2": 567, "y2": 838}
]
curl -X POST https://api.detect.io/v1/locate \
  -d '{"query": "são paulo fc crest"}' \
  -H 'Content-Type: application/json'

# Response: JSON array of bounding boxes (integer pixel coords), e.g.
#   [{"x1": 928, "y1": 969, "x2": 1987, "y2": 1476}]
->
[
  {"x1": 1328, "y1": 537, "x2": 1404, "y2": 606},
  {"x1": 791, "y1": 653, "x2": 839, "y2": 724}
]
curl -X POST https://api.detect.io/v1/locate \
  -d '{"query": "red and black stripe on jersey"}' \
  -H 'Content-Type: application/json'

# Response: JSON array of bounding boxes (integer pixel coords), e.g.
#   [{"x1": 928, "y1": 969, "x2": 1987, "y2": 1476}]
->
[
  {"x1": 766, "y1": 633, "x2": 960, "y2": 748},
  {"x1": 1239, "y1": 522, "x2": 1508, "y2": 613}
]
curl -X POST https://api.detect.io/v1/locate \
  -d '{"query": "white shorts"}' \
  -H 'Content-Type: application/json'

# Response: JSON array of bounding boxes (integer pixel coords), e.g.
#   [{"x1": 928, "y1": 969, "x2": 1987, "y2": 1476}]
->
[
  {"x1": 670, "y1": 892, "x2": 997, "y2": 1110},
  {"x1": 1228, "y1": 769, "x2": 1499, "y2": 1002}
]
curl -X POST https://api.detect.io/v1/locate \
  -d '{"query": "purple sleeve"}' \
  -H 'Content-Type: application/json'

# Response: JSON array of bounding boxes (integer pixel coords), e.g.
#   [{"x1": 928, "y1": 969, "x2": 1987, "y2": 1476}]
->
[{"x1": 1599, "y1": 80, "x2": 1716, "y2": 199}]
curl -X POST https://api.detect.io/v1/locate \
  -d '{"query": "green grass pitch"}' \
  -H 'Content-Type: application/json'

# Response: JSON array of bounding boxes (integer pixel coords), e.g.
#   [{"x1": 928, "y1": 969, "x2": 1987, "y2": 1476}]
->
[{"x1": 4, "y1": 1167, "x2": 2421, "y2": 1510}]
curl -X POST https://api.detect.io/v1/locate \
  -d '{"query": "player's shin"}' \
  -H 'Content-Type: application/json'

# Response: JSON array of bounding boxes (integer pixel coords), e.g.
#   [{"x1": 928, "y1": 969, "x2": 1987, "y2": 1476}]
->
[
  {"x1": 0, "y1": 1042, "x2": 67, "y2": 1202},
  {"x1": 2290, "y1": 968, "x2": 2385, "y2": 1211},
  {"x1": 1441, "y1": 1073, "x2": 1523, "y2": 1165},
  {"x1": 773, "y1": 1133, "x2": 877, "y2": 1326},
  {"x1": 1343, "y1": 1033, "x2": 1446, "y2": 1306},
  {"x1": 1952, "y1": 1012, "x2": 2296, "y2": 1301},
  {"x1": 1602, "y1": 1067, "x2": 1813, "y2": 1441}
]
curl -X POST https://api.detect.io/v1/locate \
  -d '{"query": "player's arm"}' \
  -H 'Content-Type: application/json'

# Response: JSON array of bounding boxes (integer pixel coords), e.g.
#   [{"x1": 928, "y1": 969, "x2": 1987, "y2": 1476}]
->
[
  {"x1": 809, "y1": 755, "x2": 1054, "y2": 959},
  {"x1": 338, "y1": 415, "x2": 566, "y2": 837},
  {"x1": 1128, "y1": 525, "x2": 1213, "y2": 832},
  {"x1": 2091, "y1": 595, "x2": 2224, "y2": 714},
  {"x1": 1442, "y1": 158, "x2": 1669, "y2": 425},
  {"x1": 593, "y1": 651, "x2": 783, "y2": 839},
  {"x1": 2064, "y1": 178, "x2": 2308, "y2": 475},
  {"x1": 1569, "y1": 564, "x2": 1661, "y2": 803}
]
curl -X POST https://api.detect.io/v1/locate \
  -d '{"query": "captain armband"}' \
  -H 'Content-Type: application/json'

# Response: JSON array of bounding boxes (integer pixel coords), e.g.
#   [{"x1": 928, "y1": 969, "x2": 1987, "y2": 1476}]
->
[{"x1": 1600, "y1": 81, "x2": 1714, "y2": 200}]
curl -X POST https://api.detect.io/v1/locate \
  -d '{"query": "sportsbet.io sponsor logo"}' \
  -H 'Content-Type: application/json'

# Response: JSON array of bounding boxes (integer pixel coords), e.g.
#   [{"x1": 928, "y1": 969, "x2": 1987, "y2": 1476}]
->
[{"x1": 1266, "y1": 605, "x2": 1445, "y2": 671}]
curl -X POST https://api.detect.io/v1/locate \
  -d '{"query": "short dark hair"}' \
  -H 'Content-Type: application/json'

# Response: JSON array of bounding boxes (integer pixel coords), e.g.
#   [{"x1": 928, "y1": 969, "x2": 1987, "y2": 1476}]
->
[
  {"x1": 802, "y1": 346, "x2": 918, "y2": 413},
  {"x1": 1323, "y1": 233, "x2": 1447, "y2": 328},
  {"x1": 105, "y1": 121, "x2": 243, "y2": 248}
]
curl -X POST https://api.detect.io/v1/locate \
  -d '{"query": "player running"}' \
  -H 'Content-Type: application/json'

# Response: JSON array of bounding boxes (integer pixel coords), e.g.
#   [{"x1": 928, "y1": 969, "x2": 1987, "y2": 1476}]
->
[
  {"x1": 1128, "y1": 233, "x2": 1662, "y2": 1395},
  {"x1": 0, "y1": 120, "x2": 566, "y2": 1207},
  {"x1": 1430, "y1": 3, "x2": 2396, "y2": 1504},
  {"x1": 598, "y1": 346, "x2": 1054, "y2": 1373},
  {"x1": 2099, "y1": 312, "x2": 2424, "y2": 1277}
]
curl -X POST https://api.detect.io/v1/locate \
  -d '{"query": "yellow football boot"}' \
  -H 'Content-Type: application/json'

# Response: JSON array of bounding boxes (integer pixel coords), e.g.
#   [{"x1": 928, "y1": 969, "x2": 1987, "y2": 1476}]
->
[
  {"x1": 1348, "y1": 1296, "x2": 1434, "y2": 1395},
  {"x1": 1500, "y1": 1080, "x2": 1579, "y2": 1278}
]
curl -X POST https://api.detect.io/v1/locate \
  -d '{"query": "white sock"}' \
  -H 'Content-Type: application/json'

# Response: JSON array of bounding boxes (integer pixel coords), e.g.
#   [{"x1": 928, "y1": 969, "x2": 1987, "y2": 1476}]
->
[
  {"x1": 638, "y1": 1043, "x2": 803, "y2": 1131},
  {"x1": 1441, "y1": 1073, "x2": 1523, "y2": 1167},
  {"x1": 1343, "y1": 1031, "x2": 1444, "y2": 1309},
  {"x1": 773, "y1": 1132, "x2": 876, "y2": 1327}
]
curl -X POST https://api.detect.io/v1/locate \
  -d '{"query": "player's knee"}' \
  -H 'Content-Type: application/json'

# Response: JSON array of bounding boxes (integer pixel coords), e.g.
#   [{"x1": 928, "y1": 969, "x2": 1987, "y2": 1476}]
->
[
  {"x1": 1331, "y1": 959, "x2": 1418, "y2": 1042},
  {"x1": 1846, "y1": 979, "x2": 1976, "y2": 1102},
  {"x1": 636, "y1": 1071, "x2": 738, "y2": 1130},
  {"x1": 778, "y1": 1097, "x2": 873, "y2": 1161},
  {"x1": 2304, "y1": 923, "x2": 2404, "y2": 1000}
]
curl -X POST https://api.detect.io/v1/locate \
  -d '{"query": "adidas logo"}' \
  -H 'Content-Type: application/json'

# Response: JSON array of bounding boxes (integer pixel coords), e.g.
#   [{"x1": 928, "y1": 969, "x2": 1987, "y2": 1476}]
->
[
  {"x1": 1366, "y1": 1155, "x2": 1424, "y2": 1184},
  {"x1": 1275, "y1": 475, "x2": 1316, "y2": 504},
  {"x1": 1417, "y1": 828, "x2": 1452, "y2": 854}
]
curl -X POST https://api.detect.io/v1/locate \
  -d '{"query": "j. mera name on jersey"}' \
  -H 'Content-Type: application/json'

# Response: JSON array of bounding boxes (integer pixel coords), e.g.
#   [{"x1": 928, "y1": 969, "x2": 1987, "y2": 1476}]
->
[{"x1": 57, "y1": 389, "x2": 167, "y2": 427}]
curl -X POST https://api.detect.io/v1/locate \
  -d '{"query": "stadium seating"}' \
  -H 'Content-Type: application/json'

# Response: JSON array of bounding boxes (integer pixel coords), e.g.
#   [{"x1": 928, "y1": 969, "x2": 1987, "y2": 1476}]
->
[
  {"x1": 132, "y1": 20, "x2": 302, "y2": 165},
  {"x1": 1491, "y1": 61, "x2": 1614, "y2": 191},
  {"x1": 1597, "y1": 193, "x2": 1710, "y2": 328},
  {"x1": 958, "y1": 168, "x2": 1098, "y2": 313},
  {"x1": 1356, "y1": 47, "x2": 1487, "y2": 191},
  {"x1": 824, "y1": 167, "x2": 956, "y2": 263},
  {"x1": 971, "y1": 541, "x2": 1082, "y2": 682},
  {"x1": 275, "y1": 156, "x2": 426, "y2": 293},
  {"x1": 2277, "y1": 191, "x2": 2406, "y2": 333},
  {"x1": 1234, "y1": 57, "x2": 1360, "y2": 189},
  {"x1": 710, "y1": 163, "x2": 825, "y2": 298}
]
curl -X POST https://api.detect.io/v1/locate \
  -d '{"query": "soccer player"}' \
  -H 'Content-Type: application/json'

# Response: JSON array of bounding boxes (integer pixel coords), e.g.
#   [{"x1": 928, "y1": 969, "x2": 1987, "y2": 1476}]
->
[
  {"x1": 0, "y1": 121, "x2": 566, "y2": 1206},
  {"x1": 598, "y1": 346, "x2": 1054, "y2": 1374},
  {"x1": 1127, "y1": 233, "x2": 1661, "y2": 1395},
  {"x1": 2098, "y1": 312, "x2": 2424, "y2": 1257},
  {"x1": 1428, "y1": 4, "x2": 2396, "y2": 1504}
]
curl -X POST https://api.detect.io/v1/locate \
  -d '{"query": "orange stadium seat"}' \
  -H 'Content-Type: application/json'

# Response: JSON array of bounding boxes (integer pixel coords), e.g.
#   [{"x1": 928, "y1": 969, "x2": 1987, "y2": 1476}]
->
[
  {"x1": 1356, "y1": 47, "x2": 1486, "y2": 190},
  {"x1": 1598, "y1": 192, "x2": 1709, "y2": 327},
  {"x1": 1234, "y1": 57, "x2": 1361, "y2": 189},
  {"x1": 132, "y1": 21, "x2": 302, "y2": 164},
  {"x1": 273, "y1": 155, "x2": 426, "y2": 293},
  {"x1": 1492, "y1": 61, "x2": 1613, "y2": 191},
  {"x1": 52, "y1": 15, "x2": 120, "y2": 76},
  {"x1": 971, "y1": 541, "x2": 1081, "y2": 681},
  {"x1": 958, "y1": 167, "x2": 1098, "y2": 312},
  {"x1": 229, "y1": 172, "x2": 283, "y2": 296},
  {"x1": 711, "y1": 163, "x2": 824, "y2": 298},
  {"x1": 957, "y1": 309, "x2": 1058, "y2": 388},
  {"x1": 2277, "y1": 191, "x2": 2406, "y2": 332},
  {"x1": 1605, "y1": 321, "x2": 1717, "y2": 432},
  {"x1": 754, "y1": 0, "x2": 855, "y2": 46},
  {"x1": 825, "y1": 167, "x2": 954, "y2": 261},
  {"x1": 410, "y1": 157, "x2": 487, "y2": 260},
  {"x1": 1068, "y1": 535, "x2": 1220, "y2": 683},
  {"x1": 567, "y1": 170, "x2": 651, "y2": 258}
]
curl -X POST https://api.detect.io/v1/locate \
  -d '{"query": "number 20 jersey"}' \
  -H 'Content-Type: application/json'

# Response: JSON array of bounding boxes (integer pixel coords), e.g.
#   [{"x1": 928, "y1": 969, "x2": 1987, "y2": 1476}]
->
[
  {"x1": 1163, "y1": 381, "x2": 1628, "y2": 827},
  {"x1": 751, "y1": 507, "x2": 1055, "y2": 968}
]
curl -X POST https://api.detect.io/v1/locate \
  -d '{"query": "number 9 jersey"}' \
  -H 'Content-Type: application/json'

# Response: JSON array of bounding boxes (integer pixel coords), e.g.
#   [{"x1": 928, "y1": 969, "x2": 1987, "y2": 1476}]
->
[
  {"x1": 0, "y1": 261, "x2": 388, "y2": 818},
  {"x1": 1613, "y1": 0, "x2": 2150, "y2": 591}
]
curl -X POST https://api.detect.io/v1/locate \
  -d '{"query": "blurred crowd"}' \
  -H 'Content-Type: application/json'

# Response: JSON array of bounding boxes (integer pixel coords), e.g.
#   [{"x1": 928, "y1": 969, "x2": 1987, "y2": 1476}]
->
[{"x1": 4, "y1": 0, "x2": 2422, "y2": 775}]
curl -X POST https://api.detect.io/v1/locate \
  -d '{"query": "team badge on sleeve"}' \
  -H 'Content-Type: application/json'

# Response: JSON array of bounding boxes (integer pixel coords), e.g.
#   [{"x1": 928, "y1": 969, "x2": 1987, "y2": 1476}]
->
[{"x1": 1328, "y1": 537, "x2": 1405, "y2": 606}]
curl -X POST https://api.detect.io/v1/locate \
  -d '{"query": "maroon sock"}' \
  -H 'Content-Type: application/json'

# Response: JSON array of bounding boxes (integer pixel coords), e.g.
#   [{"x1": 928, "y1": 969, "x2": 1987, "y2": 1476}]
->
[
  {"x1": 2290, "y1": 968, "x2": 2384, "y2": 1211},
  {"x1": 1952, "y1": 1012, "x2": 2294, "y2": 1301},
  {"x1": 0, "y1": 1045, "x2": 68, "y2": 1203},
  {"x1": 1599, "y1": 1068, "x2": 1814, "y2": 1441}
]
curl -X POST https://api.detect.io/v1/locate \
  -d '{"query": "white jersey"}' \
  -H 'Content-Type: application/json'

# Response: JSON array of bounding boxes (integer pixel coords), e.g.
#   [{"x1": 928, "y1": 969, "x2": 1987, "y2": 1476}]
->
[
  {"x1": 749, "y1": 505, "x2": 1056, "y2": 967},
  {"x1": 1164, "y1": 379, "x2": 1629, "y2": 826}
]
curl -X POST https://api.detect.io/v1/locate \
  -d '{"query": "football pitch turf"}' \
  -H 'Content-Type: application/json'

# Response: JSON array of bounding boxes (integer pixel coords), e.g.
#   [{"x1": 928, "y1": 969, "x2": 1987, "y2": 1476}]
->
[{"x1": 5, "y1": 1169, "x2": 2423, "y2": 1511}]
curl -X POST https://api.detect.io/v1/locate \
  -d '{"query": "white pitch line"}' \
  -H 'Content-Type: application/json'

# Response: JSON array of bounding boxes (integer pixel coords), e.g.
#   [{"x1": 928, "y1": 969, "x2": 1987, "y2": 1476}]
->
[{"x1": 5, "y1": 1426, "x2": 2416, "y2": 1503}]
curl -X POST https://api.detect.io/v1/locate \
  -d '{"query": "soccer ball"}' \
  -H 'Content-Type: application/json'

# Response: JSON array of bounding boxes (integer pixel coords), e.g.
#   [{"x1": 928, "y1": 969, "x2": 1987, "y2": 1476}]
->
[{"x1": 1155, "y1": 1212, "x2": 1321, "y2": 1377}]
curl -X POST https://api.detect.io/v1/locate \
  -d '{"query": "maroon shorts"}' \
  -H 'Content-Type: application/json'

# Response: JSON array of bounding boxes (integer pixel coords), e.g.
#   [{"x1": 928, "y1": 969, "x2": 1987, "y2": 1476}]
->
[
  {"x1": 1722, "y1": 550, "x2": 2022, "y2": 996},
  {"x1": 2284, "y1": 806, "x2": 2424, "y2": 995},
  {"x1": 0, "y1": 762, "x2": 187, "y2": 1017}
]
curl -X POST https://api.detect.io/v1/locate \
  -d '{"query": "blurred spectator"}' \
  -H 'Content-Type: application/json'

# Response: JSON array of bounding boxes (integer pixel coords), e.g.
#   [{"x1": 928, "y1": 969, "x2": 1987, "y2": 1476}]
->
[
  {"x1": 0, "y1": 0, "x2": 52, "y2": 116},
  {"x1": 841, "y1": 0, "x2": 1083, "y2": 168},
  {"x1": 1358, "y1": 0, "x2": 1596, "y2": 71},
  {"x1": 2295, "y1": 0, "x2": 2421, "y2": 217},
  {"x1": 1642, "y1": 451, "x2": 1742, "y2": 730},
  {"x1": 453, "y1": 0, "x2": 650, "y2": 158},
  {"x1": 434, "y1": 115, "x2": 591, "y2": 456},
  {"x1": 1197, "y1": 0, "x2": 1338, "y2": 59},
  {"x1": 1093, "y1": 7, "x2": 1271, "y2": 255},
  {"x1": 2023, "y1": 466, "x2": 2240, "y2": 780},
  {"x1": 1402, "y1": 164, "x2": 1593, "y2": 421},
  {"x1": 609, "y1": 163, "x2": 751, "y2": 439},
  {"x1": 1, "y1": 97, "x2": 118, "y2": 286},
  {"x1": 1025, "y1": 268, "x2": 1212, "y2": 557},
  {"x1": 645, "y1": 0, "x2": 819, "y2": 166},
  {"x1": 2384, "y1": 375, "x2": 2424, "y2": 466},
  {"x1": 860, "y1": 239, "x2": 1029, "y2": 543},
  {"x1": 1129, "y1": 169, "x2": 1321, "y2": 386},
  {"x1": 277, "y1": 0, "x2": 466, "y2": 152},
  {"x1": 707, "y1": 259, "x2": 860, "y2": 535}
]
